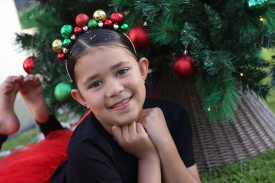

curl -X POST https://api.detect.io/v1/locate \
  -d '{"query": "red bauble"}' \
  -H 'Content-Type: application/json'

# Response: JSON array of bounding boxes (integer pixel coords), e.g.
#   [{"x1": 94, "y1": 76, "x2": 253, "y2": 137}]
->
[
  {"x1": 104, "y1": 19, "x2": 113, "y2": 28},
  {"x1": 74, "y1": 27, "x2": 82, "y2": 35},
  {"x1": 128, "y1": 25, "x2": 150, "y2": 50},
  {"x1": 110, "y1": 12, "x2": 124, "y2": 25},
  {"x1": 173, "y1": 55, "x2": 196, "y2": 79},
  {"x1": 23, "y1": 57, "x2": 34, "y2": 74},
  {"x1": 58, "y1": 53, "x2": 66, "y2": 61},
  {"x1": 75, "y1": 14, "x2": 89, "y2": 27}
]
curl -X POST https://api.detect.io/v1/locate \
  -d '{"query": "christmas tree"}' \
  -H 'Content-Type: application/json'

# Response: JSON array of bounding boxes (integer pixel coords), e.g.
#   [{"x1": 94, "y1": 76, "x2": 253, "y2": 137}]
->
[{"x1": 16, "y1": 0, "x2": 275, "y2": 122}]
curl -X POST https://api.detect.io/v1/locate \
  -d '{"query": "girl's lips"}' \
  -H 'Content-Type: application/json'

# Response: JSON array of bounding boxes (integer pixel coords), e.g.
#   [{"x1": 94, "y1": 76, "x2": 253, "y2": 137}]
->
[{"x1": 110, "y1": 96, "x2": 133, "y2": 111}]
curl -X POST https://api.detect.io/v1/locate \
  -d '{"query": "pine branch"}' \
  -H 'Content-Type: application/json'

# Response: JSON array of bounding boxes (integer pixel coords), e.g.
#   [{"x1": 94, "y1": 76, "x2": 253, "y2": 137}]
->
[
  {"x1": 196, "y1": 72, "x2": 241, "y2": 122},
  {"x1": 148, "y1": 20, "x2": 180, "y2": 46}
]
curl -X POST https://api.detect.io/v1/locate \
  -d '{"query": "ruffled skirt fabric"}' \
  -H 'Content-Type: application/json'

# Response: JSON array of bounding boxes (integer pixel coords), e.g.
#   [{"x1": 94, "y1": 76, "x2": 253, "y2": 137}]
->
[{"x1": 0, "y1": 129, "x2": 72, "y2": 183}]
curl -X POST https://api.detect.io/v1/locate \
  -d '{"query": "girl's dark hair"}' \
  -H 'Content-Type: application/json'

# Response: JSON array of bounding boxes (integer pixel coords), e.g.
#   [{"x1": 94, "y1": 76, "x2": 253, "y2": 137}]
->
[{"x1": 66, "y1": 28, "x2": 137, "y2": 85}]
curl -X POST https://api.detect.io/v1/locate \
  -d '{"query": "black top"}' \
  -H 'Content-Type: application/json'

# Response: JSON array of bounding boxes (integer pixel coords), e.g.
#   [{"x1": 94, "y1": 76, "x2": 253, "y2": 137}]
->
[{"x1": 51, "y1": 98, "x2": 195, "y2": 183}]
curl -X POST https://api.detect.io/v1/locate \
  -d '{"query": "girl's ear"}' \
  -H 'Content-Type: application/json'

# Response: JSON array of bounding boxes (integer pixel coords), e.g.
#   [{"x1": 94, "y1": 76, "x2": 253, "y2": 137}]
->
[
  {"x1": 138, "y1": 57, "x2": 149, "y2": 80},
  {"x1": 71, "y1": 89, "x2": 89, "y2": 108}
]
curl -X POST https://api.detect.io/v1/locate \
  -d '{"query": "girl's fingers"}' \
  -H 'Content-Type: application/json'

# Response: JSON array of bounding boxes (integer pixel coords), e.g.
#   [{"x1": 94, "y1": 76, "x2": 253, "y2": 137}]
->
[
  {"x1": 136, "y1": 122, "x2": 145, "y2": 134},
  {"x1": 122, "y1": 124, "x2": 129, "y2": 137},
  {"x1": 128, "y1": 121, "x2": 137, "y2": 134}
]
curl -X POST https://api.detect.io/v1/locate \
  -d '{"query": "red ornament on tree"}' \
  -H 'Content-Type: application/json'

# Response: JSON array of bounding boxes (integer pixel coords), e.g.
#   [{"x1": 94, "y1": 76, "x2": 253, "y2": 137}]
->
[
  {"x1": 75, "y1": 13, "x2": 89, "y2": 27},
  {"x1": 23, "y1": 57, "x2": 34, "y2": 74},
  {"x1": 104, "y1": 19, "x2": 113, "y2": 28},
  {"x1": 128, "y1": 25, "x2": 150, "y2": 50},
  {"x1": 173, "y1": 54, "x2": 196, "y2": 79},
  {"x1": 110, "y1": 12, "x2": 124, "y2": 25}
]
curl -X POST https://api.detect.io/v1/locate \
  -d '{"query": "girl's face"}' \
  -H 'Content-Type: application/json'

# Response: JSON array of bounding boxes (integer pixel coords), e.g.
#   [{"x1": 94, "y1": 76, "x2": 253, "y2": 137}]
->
[{"x1": 71, "y1": 45, "x2": 149, "y2": 134}]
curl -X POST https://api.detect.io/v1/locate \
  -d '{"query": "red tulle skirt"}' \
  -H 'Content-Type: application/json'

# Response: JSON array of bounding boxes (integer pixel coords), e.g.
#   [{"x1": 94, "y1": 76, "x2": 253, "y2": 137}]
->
[{"x1": 0, "y1": 129, "x2": 72, "y2": 183}]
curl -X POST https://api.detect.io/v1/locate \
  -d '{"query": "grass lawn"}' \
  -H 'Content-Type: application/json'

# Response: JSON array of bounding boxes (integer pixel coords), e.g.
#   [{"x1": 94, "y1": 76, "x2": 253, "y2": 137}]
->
[
  {"x1": 1, "y1": 127, "x2": 40, "y2": 152},
  {"x1": 200, "y1": 148, "x2": 275, "y2": 183}
]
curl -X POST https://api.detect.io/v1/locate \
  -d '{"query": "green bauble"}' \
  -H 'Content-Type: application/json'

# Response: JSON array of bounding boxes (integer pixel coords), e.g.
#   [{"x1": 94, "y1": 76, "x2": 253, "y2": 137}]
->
[
  {"x1": 54, "y1": 82, "x2": 73, "y2": 102},
  {"x1": 62, "y1": 39, "x2": 72, "y2": 48},
  {"x1": 120, "y1": 24, "x2": 129, "y2": 32},
  {"x1": 244, "y1": 0, "x2": 269, "y2": 16},
  {"x1": 88, "y1": 19, "x2": 98, "y2": 29},
  {"x1": 61, "y1": 25, "x2": 73, "y2": 39}
]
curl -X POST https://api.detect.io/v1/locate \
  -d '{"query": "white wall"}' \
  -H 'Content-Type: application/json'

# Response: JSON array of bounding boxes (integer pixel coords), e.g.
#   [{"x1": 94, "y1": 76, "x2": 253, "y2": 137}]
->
[
  {"x1": 0, "y1": 0, "x2": 35, "y2": 133},
  {"x1": 0, "y1": 0, "x2": 26, "y2": 84}
]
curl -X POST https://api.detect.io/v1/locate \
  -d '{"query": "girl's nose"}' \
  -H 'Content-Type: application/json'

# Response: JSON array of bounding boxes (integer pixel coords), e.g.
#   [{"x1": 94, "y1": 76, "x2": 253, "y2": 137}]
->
[{"x1": 105, "y1": 79, "x2": 124, "y2": 98}]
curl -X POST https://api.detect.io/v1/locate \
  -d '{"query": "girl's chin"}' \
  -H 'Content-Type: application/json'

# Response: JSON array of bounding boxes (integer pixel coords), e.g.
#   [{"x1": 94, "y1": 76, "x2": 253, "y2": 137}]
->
[{"x1": 114, "y1": 119, "x2": 136, "y2": 126}]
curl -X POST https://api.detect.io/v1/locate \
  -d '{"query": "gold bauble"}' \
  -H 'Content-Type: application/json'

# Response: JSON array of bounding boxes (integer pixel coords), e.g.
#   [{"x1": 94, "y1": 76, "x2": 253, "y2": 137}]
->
[
  {"x1": 93, "y1": 9, "x2": 107, "y2": 22},
  {"x1": 52, "y1": 39, "x2": 63, "y2": 53}
]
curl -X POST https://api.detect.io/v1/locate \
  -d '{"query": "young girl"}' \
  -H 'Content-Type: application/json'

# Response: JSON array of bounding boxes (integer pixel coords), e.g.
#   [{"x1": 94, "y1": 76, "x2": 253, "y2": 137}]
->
[{"x1": 50, "y1": 20, "x2": 201, "y2": 182}]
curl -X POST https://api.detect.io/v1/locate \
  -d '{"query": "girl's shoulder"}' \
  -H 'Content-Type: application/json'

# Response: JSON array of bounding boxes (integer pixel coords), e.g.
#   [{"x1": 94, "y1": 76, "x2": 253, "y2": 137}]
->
[{"x1": 68, "y1": 112, "x2": 101, "y2": 147}]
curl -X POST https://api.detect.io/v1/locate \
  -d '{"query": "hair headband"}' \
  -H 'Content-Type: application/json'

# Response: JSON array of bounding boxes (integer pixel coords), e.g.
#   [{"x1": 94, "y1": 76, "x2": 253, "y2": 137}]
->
[{"x1": 52, "y1": 9, "x2": 136, "y2": 62}]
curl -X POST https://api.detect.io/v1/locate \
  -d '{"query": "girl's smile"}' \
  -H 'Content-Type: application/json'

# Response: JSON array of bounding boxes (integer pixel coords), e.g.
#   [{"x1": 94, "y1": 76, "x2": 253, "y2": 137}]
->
[
  {"x1": 71, "y1": 45, "x2": 149, "y2": 134},
  {"x1": 109, "y1": 95, "x2": 133, "y2": 110}
]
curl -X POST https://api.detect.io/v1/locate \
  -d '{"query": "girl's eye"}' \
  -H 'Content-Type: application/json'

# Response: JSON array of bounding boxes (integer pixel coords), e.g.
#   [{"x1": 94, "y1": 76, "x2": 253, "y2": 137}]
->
[
  {"x1": 90, "y1": 81, "x2": 103, "y2": 88},
  {"x1": 116, "y1": 68, "x2": 129, "y2": 76}
]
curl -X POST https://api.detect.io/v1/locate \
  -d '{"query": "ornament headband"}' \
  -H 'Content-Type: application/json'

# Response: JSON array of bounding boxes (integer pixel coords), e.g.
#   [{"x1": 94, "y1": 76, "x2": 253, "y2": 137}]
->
[{"x1": 52, "y1": 9, "x2": 136, "y2": 62}]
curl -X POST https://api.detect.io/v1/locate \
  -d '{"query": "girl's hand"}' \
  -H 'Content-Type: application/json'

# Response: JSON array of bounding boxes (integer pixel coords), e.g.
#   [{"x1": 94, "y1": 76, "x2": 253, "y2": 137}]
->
[
  {"x1": 112, "y1": 121, "x2": 158, "y2": 159},
  {"x1": 137, "y1": 108, "x2": 173, "y2": 149}
]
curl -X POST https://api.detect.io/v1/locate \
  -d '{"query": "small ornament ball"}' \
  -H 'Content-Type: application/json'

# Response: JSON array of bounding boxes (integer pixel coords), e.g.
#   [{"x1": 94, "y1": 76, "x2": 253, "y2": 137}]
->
[
  {"x1": 110, "y1": 12, "x2": 124, "y2": 25},
  {"x1": 128, "y1": 25, "x2": 150, "y2": 50},
  {"x1": 54, "y1": 82, "x2": 73, "y2": 102},
  {"x1": 61, "y1": 25, "x2": 73, "y2": 39},
  {"x1": 23, "y1": 57, "x2": 34, "y2": 74},
  {"x1": 93, "y1": 9, "x2": 107, "y2": 22},
  {"x1": 58, "y1": 53, "x2": 66, "y2": 61},
  {"x1": 52, "y1": 39, "x2": 63, "y2": 53},
  {"x1": 75, "y1": 13, "x2": 89, "y2": 27},
  {"x1": 244, "y1": 0, "x2": 269, "y2": 16},
  {"x1": 104, "y1": 20, "x2": 113, "y2": 28},
  {"x1": 88, "y1": 19, "x2": 98, "y2": 29},
  {"x1": 173, "y1": 55, "x2": 196, "y2": 79},
  {"x1": 62, "y1": 38, "x2": 71, "y2": 48},
  {"x1": 120, "y1": 24, "x2": 129, "y2": 32},
  {"x1": 74, "y1": 27, "x2": 82, "y2": 35}
]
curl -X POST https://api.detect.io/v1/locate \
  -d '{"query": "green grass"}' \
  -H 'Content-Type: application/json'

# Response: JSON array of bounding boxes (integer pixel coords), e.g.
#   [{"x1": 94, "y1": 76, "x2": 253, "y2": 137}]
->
[
  {"x1": 1, "y1": 127, "x2": 40, "y2": 152},
  {"x1": 200, "y1": 148, "x2": 275, "y2": 183}
]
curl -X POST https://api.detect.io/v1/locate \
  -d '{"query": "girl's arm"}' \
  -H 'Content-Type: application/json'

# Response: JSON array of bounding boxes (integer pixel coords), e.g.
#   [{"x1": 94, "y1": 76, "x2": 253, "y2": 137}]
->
[
  {"x1": 138, "y1": 108, "x2": 201, "y2": 183},
  {"x1": 112, "y1": 122, "x2": 161, "y2": 183}
]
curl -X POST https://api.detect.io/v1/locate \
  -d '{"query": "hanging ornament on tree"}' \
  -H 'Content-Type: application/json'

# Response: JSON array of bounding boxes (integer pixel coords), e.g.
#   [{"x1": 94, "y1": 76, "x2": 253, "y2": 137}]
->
[
  {"x1": 244, "y1": 0, "x2": 269, "y2": 16},
  {"x1": 23, "y1": 56, "x2": 34, "y2": 74},
  {"x1": 54, "y1": 82, "x2": 73, "y2": 102},
  {"x1": 173, "y1": 52, "x2": 196, "y2": 79},
  {"x1": 128, "y1": 24, "x2": 150, "y2": 50}
]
